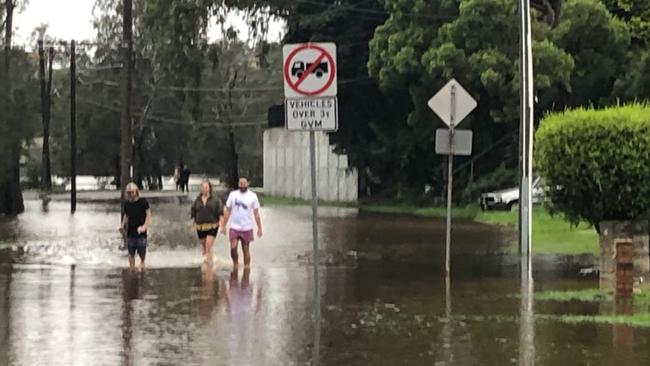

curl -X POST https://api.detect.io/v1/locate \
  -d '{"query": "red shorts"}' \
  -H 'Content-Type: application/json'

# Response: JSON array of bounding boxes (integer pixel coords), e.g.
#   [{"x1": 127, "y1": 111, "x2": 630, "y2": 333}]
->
[{"x1": 229, "y1": 229, "x2": 254, "y2": 244}]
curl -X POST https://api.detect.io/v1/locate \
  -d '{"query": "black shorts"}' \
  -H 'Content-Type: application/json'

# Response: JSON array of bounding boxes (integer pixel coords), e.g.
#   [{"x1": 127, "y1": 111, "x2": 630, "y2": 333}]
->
[
  {"x1": 127, "y1": 237, "x2": 147, "y2": 258},
  {"x1": 197, "y1": 228, "x2": 218, "y2": 239}
]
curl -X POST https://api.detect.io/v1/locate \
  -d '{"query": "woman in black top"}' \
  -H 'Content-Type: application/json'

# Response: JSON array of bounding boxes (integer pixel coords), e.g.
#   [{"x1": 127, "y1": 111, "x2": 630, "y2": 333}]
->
[{"x1": 191, "y1": 180, "x2": 224, "y2": 263}]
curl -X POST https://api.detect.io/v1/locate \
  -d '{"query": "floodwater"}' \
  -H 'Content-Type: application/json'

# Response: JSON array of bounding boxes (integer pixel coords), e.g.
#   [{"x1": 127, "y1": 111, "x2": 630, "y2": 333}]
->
[{"x1": 0, "y1": 199, "x2": 649, "y2": 365}]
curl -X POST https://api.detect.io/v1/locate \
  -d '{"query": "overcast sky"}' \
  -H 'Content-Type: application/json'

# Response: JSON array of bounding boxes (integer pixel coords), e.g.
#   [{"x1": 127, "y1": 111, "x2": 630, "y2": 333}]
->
[{"x1": 12, "y1": 0, "x2": 284, "y2": 46}]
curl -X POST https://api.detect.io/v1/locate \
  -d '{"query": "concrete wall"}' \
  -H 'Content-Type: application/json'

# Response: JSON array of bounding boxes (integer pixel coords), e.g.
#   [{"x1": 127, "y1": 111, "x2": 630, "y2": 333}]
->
[{"x1": 263, "y1": 128, "x2": 358, "y2": 202}]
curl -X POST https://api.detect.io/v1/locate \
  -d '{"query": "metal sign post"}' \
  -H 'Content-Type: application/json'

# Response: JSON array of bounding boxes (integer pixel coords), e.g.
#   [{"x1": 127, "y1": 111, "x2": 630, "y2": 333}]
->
[
  {"x1": 309, "y1": 130, "x2": 321, "y2": 366},
  {"x1": 444, "y1": 85, "x2": 456, "y2": 277},
  {"x1": 309, "y1": 130, "x2": 320, "y2": 317},
  {"x1": 429, "y1": 79, "x2": 477, "y2": 278},
  {"x1": 283, "y1": 43, "x2": 338, "y2": 346}
]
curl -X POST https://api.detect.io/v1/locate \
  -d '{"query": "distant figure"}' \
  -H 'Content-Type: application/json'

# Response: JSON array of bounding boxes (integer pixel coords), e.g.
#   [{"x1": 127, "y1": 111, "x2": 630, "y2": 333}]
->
[
  {"x1": 119, "y1": 183, "x2": 152, "y2": 271},
  {"x1": 191, "y1": 180, "x2": 224, "y2": 264},
  {"x1": 173, "y1": 165, "x2": 181, "y2": 191},
  {"x1": 180, "y1": 165, "x2": 191, "y2": 193},
  {"x1": 222, "y1": 177, "x2": 263, "y2": 268}
]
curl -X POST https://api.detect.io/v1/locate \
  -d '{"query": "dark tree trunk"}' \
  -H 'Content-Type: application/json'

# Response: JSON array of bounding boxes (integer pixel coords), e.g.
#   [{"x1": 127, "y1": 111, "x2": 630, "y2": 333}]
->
[
  {"x1": 0, "y1": 0, "x2": 24, "y2": 216},
  {"x1": 228, "y1": 129, "x2": 239, "y2": 190}
]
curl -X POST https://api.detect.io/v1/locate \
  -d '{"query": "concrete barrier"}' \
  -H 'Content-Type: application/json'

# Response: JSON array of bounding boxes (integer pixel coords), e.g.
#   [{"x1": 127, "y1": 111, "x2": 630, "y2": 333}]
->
[{"x1": 263, "y1": 128, "x2": 358, "y2": 202}]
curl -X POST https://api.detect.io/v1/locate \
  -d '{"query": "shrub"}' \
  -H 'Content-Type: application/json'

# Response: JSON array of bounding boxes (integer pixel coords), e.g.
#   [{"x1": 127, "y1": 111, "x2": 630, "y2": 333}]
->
[{"x1": 535, "y1": 104, "x2": 650, "y2": 231}]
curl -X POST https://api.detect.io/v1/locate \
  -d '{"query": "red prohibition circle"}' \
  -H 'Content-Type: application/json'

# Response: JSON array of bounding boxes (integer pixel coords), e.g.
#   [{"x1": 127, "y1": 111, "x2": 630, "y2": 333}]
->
[{"x1": 283, "y1": 44, "x2": 336, "y2": 96}]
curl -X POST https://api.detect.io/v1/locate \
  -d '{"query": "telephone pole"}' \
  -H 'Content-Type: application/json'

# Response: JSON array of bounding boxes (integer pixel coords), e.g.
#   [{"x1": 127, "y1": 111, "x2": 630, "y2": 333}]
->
[
  {"x1": 120, "y1": 0, "x2": 134, "y2": 199},
  {"x1": 70, "y1": 40, "x2": 77, "y2": 213}
]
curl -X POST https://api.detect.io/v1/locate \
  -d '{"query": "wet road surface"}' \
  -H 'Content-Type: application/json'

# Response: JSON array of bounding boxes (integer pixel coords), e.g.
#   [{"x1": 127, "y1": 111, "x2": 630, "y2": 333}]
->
[{"x1": 0, "y1": 199, "x2": 649, "y2": 365}]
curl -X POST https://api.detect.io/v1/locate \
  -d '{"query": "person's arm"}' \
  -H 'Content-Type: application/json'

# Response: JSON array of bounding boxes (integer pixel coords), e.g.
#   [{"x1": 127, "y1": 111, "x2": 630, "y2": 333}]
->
[
  {"x1": 253, "y1": 196, "x2": 262, "y2": 237},
  {"x1": 221, "y1": 194, "x2": 233, "y2": 233},
  {"x1": 138, "y1": 209, "x2": 152, "y2": 234},
  {"x1": 189, "y1": 202, "x2": 197, "y2": 229},
  {"x1": 254, "y1": 208, "x2": 262, "y2": 237},
  {"x1": 217, "y1": 199, "x2": 224, "y2": 229},
  {"x1": 119, "y1": 214, "x2": 128, "y2": 233},
  {"x1": 221, "y1": 207, "x2": 230, "y2": 233}
]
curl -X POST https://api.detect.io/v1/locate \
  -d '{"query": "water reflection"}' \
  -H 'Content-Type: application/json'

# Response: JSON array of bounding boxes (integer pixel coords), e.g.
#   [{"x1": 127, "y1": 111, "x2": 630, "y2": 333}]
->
[
  {"x1": 224, "y1": 267, "x2": 262, "y2": 364},
  {"x1": 519, "y1": 256, "x2": 535, "y2": 366},
  {"x1": 120, "y1": 270, "x2": 142, "y2": 366},
  {"x1": 613, "y1": 299, "x2": 634, "y2": 352}
]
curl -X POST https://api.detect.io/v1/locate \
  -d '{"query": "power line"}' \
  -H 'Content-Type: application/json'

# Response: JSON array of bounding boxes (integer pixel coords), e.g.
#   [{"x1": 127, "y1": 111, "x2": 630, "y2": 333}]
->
[
  {"x1": 293, "y1": 0, "x2": 456, "y2": 21},
  {"x1": 79, "y1": 75, "x2": 373, "y2": 93},
  {"x1": 76, "y1": 97, "x2": 267, "y2": 128}
]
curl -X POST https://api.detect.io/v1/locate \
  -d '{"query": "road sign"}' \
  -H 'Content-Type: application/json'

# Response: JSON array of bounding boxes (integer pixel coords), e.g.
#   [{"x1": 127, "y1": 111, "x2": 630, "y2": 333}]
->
[
  {"x1": 435, "y1": 129, "x2": 472, "y2": 156},
  {"x1": 285, "y1": 96, "x2": 338, "y2": 131},
  {"x1": 283, "y1": 43, "x2": 337, "y2": 98},
  {"x1": 428, "y1": 79, "x2": 477, "y2": 127}
]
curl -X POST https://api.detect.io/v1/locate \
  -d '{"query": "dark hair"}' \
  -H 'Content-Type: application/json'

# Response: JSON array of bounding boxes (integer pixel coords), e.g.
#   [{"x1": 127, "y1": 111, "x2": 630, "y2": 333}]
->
[
  {"x1": 196, "y1": 179, "x2": 213, "y2": 200},
  {"x1": 239, "y1": 176, "x2": 249, "y2": 182}
]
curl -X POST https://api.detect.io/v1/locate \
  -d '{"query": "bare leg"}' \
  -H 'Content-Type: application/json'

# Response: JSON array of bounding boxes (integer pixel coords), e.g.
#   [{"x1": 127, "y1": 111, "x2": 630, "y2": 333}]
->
[
  {"x1": 230, "y1": 240, "x2": 239, "y2": 268},
  {"x1": 242, "y1": 242, "x2": 251, "y2": 268},
  {"x1": 242, "y1": 267, "x2": 250, "y2": 287},
  {"x1": 205, "y1": 235, "x2": 215, "y2": 264},
  {"x1": 128, "y1": 255, "x2": 135, "y2": 270},
  {"x1": 138, "y1": 249, "x2": 146, "y2": 271},
  {"x1": 200, "y1": 238, "x2": 207, "y2": 256}
]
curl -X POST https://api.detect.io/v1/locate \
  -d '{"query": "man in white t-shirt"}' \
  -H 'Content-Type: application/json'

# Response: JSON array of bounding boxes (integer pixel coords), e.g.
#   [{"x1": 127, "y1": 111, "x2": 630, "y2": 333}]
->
[{"x1": 222, "y1": 177, "x2": 263, "y2": 268}]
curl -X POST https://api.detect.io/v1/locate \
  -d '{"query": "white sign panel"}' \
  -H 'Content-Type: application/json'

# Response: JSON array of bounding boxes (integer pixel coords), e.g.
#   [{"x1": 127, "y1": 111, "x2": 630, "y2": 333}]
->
[
  {"x1": 283, "y1": 43, "x2": 337, "y2": 98},
  {"x1": 435, "y1": 129, "x2": 473, "y2": 156},
  {"x1": 285, "y1": 97, "x2": 338, "y2": 131},
  {"x1": 428, "y1": 79, "x2": 477, "y2": 127}
]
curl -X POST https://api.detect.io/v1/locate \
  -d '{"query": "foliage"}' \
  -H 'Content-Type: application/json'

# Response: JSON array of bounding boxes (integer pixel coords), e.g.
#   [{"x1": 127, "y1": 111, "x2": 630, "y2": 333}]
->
[
  {"x1": 551, "y1": 0, "x2": 630, "y2": 107},
  {"x1": 0, "y1": 50, "x2": 39, "y2": 176},
  {"x1": 535, "y1": 104, "x2": 650, "y2": 229},
  {"x1": 367, "y1": 0, "x2": 576, "y2": 199}
]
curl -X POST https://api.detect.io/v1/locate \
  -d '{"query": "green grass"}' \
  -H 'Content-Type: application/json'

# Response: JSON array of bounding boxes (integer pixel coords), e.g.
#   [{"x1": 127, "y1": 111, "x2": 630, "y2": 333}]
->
[
  {"x1": 535, "y1": 289, "x2": 612, "y2": 302},
  {"x1": 535, "y1": 288, "x2": 650, "y2": 305},
  {"x1": 259, "y1": 194, "x2": 599, "y2": 255},
  {"x1": 539, "y1": 313, "x2": 650, "y2": 327},
  {"x1": 258, "y1": 194, "x2": 357, "y2": 208},
  {"x1": 533, "y1": 288, "x2": 650, "y2": 327},
  {"x1": 476, "y1": 208, "x2": 598, "y2": 255},
  {"x1": 356, "y1": 204, "x2": 480, "y2": 220}
]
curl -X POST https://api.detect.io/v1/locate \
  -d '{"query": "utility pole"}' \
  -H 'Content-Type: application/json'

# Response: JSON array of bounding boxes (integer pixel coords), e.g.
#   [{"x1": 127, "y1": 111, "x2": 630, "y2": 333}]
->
[
  {"x1": 120, "y1": 0, "x2": 134, "y2": 199},
  {"x1": 44, "y1": 46, "x2": 53, "y2": 191},
  {"x1": 518, "y1": 0, "x2": 534, "y2": 275},
  {"x1": 38, "y1": 39, "x2": 47, "y2": 191},
  {"x1": 70, "y1": 40, "x2": 77, "y2": 213}
]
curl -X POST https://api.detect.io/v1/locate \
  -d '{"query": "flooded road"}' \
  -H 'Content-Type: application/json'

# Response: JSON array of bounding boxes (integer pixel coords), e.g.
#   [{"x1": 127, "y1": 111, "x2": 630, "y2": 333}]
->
[{"x1": 1, "y1": 199, "x2": 649, "y2": 365}]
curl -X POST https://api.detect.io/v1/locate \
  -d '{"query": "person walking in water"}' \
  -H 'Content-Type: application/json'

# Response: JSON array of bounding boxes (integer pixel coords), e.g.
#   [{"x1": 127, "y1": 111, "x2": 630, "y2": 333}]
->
[
  {"x1": 180, "y1": 165, "x2": 191, "y2": 193},
  {"x1": 222, "y1": 177, "x2": 263, "y2": 269},
  {"x1": 119, "y1": 183, "x2": 152, "y2": 270},
  {"x1": 191, "y1": 180, "x2": 224, "y2": 264}
]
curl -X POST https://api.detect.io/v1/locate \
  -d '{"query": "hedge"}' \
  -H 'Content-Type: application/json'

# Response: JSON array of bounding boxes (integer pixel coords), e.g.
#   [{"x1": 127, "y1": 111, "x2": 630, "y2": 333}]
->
[{"x1": 535, "y1": 104, "x2": 650, "y2": 230}]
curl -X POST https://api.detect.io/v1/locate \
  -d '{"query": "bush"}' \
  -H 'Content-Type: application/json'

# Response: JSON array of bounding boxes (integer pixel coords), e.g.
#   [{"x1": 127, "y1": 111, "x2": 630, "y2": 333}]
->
[{"x1": 535, "y1": 104, "x2": 650, "y2": 230}]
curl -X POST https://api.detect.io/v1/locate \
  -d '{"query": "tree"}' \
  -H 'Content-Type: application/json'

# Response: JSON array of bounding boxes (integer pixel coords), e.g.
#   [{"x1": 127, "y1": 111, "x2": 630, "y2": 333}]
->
[
  {"x1": 603, "y1": 0, "x2": 650, "y2": 102},
  {"x1": 368, "y1": 0, "x2": 574, "y2": 199},
  {"x1": 226, "y1": 0, "x2": 418, "y2": 198},
  {"x1": 0, "y1": 0, "x2": 36, "y2": 216},
  {"x1": 550, "y1": 0, "x2": 630, "y2": 107}
]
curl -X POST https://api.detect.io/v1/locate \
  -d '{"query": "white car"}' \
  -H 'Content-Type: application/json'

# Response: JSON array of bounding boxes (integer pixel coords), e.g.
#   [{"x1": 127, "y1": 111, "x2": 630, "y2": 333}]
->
[{"x1": 480, "y1": 177, "x2": 545, "y2": 211}]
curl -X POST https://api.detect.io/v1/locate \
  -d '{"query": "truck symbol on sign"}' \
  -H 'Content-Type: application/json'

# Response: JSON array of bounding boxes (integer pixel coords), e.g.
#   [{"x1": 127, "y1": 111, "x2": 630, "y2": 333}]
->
[{"x1": 291, "y1": 61, "x2": 329, "y2": 78}]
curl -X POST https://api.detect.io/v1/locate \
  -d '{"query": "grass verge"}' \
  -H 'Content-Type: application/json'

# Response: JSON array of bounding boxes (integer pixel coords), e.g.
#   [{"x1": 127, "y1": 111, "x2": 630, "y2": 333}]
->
[
  {"x1": 534, "y1": 288, "x2": 650, "y2": 327},
  {"x1": 258, "y1": 194, "x2": 598, "y2": 255}
]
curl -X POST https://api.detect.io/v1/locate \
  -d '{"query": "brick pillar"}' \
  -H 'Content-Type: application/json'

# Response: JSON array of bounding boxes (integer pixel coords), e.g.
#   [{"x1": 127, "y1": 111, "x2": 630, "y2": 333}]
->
[
  {"x1": 615, "y1": 238, "x2": 634, "y2": 298},
  {"x1": 599, "y1": 220, "x2": 649, "y2": 290}
]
